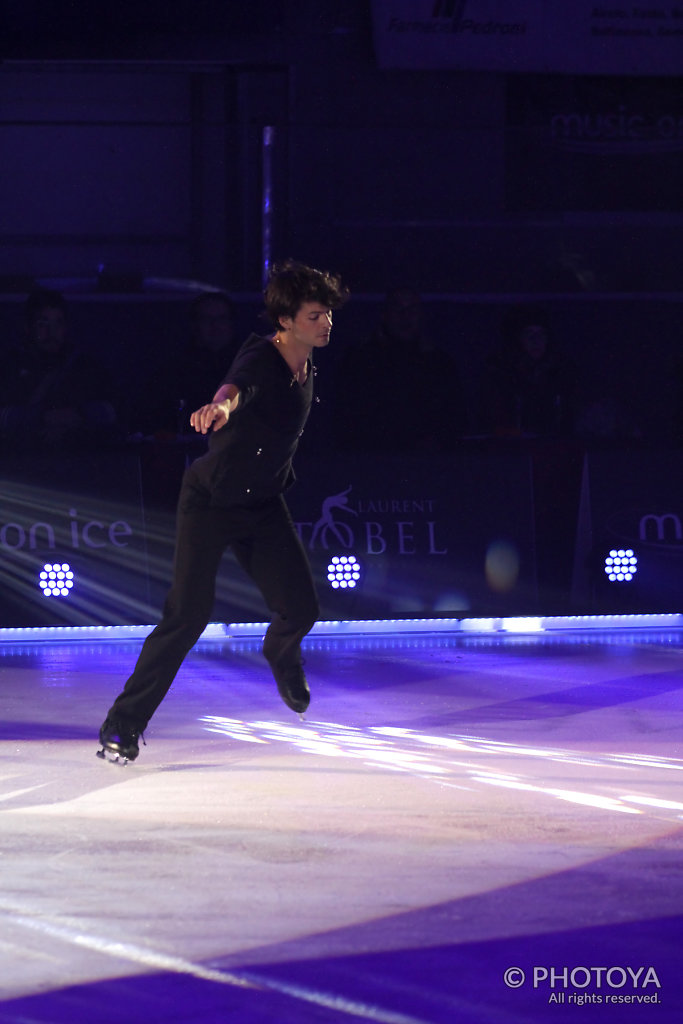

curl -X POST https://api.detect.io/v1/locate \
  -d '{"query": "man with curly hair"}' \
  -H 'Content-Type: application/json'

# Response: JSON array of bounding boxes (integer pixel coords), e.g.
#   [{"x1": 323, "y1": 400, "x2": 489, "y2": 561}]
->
[{"x1": 98, "y1": 260, "x2": 348, "y2": 762}]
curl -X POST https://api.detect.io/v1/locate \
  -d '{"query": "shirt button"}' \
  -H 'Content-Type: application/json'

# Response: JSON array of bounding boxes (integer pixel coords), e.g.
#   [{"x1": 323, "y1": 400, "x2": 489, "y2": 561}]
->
[{"x1": 256, "y1": 448, "x2": 263, "y2": 455}]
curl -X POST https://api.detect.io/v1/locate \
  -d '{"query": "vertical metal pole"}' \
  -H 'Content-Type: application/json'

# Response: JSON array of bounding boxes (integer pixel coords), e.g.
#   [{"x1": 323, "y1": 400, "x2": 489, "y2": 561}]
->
[{"x1": 262, "y1": 125, "x2": 275, "y2": 288}]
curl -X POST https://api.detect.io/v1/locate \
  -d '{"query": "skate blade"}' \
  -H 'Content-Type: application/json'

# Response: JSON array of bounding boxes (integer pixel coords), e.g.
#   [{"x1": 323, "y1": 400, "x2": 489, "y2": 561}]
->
[{"x1": 96, "y1": 746, "x2": 130, "y2": 765}]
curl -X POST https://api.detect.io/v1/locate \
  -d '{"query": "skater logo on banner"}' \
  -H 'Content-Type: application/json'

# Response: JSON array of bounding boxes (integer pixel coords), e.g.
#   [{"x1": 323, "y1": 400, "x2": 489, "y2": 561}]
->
[{"x1": 298, "y1": 485, "x2": 448, "y2": 557}]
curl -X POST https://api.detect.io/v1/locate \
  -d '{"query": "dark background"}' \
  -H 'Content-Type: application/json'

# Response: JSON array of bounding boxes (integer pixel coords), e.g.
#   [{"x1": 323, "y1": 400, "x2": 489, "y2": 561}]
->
[{"x1": 0, "y1": 1, "x2": 681, "y2": 624}]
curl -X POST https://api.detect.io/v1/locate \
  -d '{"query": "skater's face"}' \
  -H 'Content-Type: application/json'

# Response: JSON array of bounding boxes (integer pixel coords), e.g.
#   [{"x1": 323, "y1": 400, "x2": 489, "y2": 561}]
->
[{"x1": 280, "y1": 302, "x2": 333, "y2": 350}]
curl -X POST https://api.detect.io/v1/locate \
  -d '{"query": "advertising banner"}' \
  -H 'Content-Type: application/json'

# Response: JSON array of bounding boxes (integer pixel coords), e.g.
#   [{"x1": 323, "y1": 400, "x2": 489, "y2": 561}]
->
[
  {"x1": 3, "y1": 448, "x2": 679, "y2": 626},
  {"x1": 286, "y1": 451, "x2": 537, "y2": 622},
  {"x1": 505, "y1": 74, "x2": 683, "y2": 212},
  {"x1": 0, "y1": 454, "x2": 153, "y2": 627},
  {"x1": 0, "y1": 450, "x2": 538, "y2": 627},
  {"x1": 576, "y1": 450, "x2": 683, "y2": 612},
  {"x1": 372, "y1": 1, "x2": 683, "y2": 75}
]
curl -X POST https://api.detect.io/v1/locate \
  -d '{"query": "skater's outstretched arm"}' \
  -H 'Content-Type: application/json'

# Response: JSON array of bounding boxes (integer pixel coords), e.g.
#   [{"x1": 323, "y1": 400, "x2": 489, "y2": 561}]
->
[{"x1": 190, "y1": 383, "x2": 240, "y2": 434}]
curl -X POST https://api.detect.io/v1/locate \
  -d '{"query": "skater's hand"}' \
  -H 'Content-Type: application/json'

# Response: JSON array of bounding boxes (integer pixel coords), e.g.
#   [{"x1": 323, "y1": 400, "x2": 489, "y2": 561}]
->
[
  {"x1": 190, "y1": 384, "x2": 240, "y2": 434},
  {"x1": 190, "y1": 400, "x2": 231, "y2": 434}
]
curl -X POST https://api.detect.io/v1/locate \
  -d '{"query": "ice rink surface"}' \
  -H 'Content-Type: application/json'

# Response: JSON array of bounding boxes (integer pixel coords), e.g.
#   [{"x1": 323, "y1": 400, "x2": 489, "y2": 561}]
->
[{"x1": 1, "y1": 625, "x2": 682, "y2": 1023}]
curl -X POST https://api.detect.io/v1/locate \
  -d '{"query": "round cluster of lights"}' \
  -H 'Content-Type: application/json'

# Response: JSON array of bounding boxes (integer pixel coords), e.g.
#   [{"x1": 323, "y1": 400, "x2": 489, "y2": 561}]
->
[
  {"x1": 39, "y1": 563, "x2": 75, "y2": 597},
  {"x1": 327, "y1": 555, "x2": 361, "y2": 590},
  {"x1": 604, "y1": 549, "x2": 638, "y2": 583}
]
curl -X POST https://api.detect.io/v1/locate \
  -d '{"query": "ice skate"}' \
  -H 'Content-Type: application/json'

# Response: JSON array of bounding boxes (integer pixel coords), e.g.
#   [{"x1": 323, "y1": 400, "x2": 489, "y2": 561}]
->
[
  {"x1": 96, "y1": 716, "x2": 144, "y2": 764},
  {"x1": 272, "y1": 663, "x2": 310, "y2": 715}
]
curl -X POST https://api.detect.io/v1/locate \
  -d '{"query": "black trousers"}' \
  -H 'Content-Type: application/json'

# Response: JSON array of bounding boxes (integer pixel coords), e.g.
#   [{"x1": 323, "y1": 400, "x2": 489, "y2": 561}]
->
[{"x1": 106, "y1": 469, "x2": 319, "y2": 729}]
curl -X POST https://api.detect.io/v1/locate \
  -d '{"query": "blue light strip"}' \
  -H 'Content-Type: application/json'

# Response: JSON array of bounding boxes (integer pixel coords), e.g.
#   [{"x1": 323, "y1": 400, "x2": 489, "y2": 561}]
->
[{"x1": 0, "y1": 613, "x2": 681, "y2": 644}]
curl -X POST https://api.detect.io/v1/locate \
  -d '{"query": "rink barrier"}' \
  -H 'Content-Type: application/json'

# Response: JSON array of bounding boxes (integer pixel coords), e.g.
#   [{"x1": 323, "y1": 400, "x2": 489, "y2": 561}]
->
[{"x1": 0, "y1": 613, "x2": 682, "y2": 644}]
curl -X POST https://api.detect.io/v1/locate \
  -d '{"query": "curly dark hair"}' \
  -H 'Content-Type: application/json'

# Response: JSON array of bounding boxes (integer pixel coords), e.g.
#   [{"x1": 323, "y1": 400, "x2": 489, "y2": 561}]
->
[{"x1": 263, "y1": 259, "x2": 349, "y2": 329}]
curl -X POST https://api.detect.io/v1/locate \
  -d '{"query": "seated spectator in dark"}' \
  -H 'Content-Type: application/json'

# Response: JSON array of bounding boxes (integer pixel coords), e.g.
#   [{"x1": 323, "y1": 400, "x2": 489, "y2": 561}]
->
[
  {"x1": 138, "y1": 291, "x2": 238, "y2": 438},
  {"x1": 482, "y1": 304, "x2": 577, "y2": 438},
  {"x1": 335, "y1": 287, "x2": 467, "y2": 453},
  {"x1": 0, "y1": 288, "x2": 121, "y2": 452}
]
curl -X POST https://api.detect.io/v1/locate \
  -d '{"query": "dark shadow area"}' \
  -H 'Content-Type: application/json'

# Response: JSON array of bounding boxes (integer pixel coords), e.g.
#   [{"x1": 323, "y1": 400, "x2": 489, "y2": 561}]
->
[
  {"x1": 0, "y1": 720, "x2": 95, "y2": 741},
  {"x1": 0, "y1": 972, "x2": 358, "y2": 1024},
  {"x1": 4, "y1": 852, "x2": 681, "y2": 1024},
  {"x1": 453, "y1": 670, "x2": 683, "y2": 725},
  {"x1": 213, "y1": 840, "x2": 683, "y2": 1024}
]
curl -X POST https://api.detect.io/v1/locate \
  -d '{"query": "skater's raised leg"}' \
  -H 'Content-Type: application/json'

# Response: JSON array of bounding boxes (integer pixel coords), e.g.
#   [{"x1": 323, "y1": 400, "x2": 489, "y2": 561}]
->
[{"x1": 231, "y1": 495, "x2": 319, "y2": 713}]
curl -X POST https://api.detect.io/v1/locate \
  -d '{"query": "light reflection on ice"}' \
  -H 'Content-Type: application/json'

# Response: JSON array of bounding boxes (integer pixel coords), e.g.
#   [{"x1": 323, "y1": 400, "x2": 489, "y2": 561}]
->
[{"x1": 199, "y1": 715, "x2": 683, "y2": 820}]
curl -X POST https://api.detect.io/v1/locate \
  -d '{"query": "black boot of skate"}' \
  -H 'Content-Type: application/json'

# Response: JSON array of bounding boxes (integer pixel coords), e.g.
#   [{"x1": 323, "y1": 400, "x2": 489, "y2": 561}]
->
[
  {"x1": 97, "y1": 716, "x2": 144, "y2": 764},
  {"x1": 272, "y1": 663, "x2": 310, "y2": 715}
]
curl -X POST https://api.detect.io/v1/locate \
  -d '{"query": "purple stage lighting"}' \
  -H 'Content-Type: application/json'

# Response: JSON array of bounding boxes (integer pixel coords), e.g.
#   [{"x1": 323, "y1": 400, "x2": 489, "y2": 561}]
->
[
  {"x1": 327, "y1": 555, "x2": 362, "y2": 590},
  {"x1": 604, "y1": 549, "x2": 638, "y2": 583},
  {"x1": 39, "y1": 562, "x2": 75, "y2": 598}
]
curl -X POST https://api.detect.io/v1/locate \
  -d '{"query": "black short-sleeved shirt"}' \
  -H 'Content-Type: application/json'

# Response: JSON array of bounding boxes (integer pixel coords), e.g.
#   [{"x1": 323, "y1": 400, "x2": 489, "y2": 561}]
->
[{"x1": 190, "y1": 333, "x2": 313, "y2": 507}]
